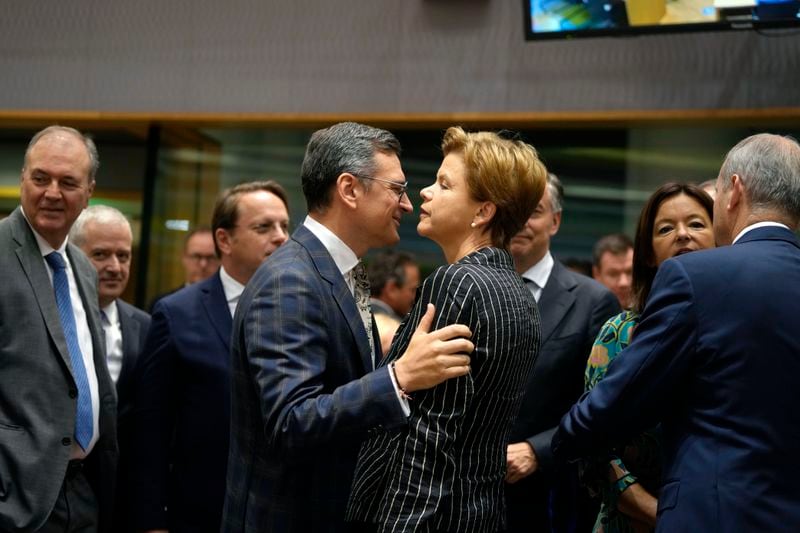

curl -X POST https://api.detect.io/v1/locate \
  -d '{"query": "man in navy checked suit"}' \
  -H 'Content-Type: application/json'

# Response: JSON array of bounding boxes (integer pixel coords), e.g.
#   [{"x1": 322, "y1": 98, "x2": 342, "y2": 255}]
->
[
  {"x1": 223, "y1": 122, "x2": 474, "y2": 532},
  {"x1": 131, "y1": 181, "x2": 291, "y2": 533},
  {"x1": 554, "y1": 134, "x2": 800, "y2": 531}
]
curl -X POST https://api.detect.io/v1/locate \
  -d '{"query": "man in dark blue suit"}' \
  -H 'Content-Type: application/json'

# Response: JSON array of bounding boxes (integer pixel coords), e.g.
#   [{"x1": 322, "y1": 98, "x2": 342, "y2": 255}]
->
[
  {"x1": 71, "y1": 205, "x2": 152, "y2": 532},
  {"x1": 130, "y1": 181, "x2": 290, "y2": 533},
  {"x1": 506, "y1": 173, "x2": 620, "y2": 532},
  {"x1": 553, "y1": 133, "x2": 800, "y2": 531},
  {"x1": 223, "y1": 122, "x2": 475, "y2": 532}
]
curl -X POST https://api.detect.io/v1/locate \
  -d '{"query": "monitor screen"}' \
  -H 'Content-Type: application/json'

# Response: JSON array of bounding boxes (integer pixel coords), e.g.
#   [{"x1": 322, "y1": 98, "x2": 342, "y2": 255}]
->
[{"x1": 523, "y1": 0, "x2": 800, "y2": 39}]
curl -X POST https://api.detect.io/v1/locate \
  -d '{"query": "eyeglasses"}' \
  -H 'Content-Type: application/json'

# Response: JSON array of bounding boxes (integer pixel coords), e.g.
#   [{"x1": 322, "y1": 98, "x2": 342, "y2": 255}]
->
[
  {"x1": 360, "y1": 176, "x2": 409, "y2": 200},
  {"x1": 186, "y1": 253, "x2": 217, "y2": 263}
]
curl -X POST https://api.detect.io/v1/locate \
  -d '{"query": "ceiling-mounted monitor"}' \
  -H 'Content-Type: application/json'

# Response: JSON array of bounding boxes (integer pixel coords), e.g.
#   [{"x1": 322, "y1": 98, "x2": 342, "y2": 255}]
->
[{"x1": 523, "y1": 0, "x2": 800, "y2": 39}]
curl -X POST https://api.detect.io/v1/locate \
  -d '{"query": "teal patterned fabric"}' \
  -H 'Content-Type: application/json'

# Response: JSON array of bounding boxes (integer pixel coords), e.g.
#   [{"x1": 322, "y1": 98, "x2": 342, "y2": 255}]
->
[{"x1": 584, "y1": 311, "x2": 661, "y2": 533}]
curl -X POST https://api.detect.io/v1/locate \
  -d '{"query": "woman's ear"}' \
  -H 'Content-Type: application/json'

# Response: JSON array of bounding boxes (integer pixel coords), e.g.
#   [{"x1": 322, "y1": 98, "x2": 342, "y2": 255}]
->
[{"x1": 473, "y1": 201, "x2": 497, "y2": 228}]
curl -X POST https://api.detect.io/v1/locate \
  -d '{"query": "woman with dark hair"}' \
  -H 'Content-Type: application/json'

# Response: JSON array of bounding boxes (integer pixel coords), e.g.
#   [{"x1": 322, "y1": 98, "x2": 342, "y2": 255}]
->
[
  {"x1": 346, "y1": 127, "x2": 548, "y2": 532},
  {"x1": 584, "y1": 183, "x2": 715, "y2": 533}
]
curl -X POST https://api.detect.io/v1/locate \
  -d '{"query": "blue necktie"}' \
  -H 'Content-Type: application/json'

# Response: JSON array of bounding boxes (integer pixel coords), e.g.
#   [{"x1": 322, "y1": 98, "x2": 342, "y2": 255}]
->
[{"x1": 45, "y1": 251, "x2": 93, "y2": 451}]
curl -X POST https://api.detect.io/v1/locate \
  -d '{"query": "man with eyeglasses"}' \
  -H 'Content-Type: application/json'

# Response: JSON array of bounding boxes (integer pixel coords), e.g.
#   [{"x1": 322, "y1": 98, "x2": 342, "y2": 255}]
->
[
  {"x1": 148, "y1": 227, "x2": 219, "y2": 311},
  {"x1": 223, "y1": 122, "x2": 474, "y2": 533},
  {"x1": 130, "y1": 181, "x2": 290, "y2": 533}
]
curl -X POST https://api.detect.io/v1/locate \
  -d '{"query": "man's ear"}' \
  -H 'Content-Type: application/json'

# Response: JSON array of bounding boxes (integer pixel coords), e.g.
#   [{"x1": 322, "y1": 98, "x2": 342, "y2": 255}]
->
[
  {"x1": 549, "y1": 210, "x2": 562, "y2": 237},
  {"x1": 336, "y1": 173, "x2": 361, "y2": 210},
  {"x1": 728, "y1": 174, "x2": 744, "y2": 211},
  {"x1": 215, "y1": 228, "x2": 231, "y2": 257}
]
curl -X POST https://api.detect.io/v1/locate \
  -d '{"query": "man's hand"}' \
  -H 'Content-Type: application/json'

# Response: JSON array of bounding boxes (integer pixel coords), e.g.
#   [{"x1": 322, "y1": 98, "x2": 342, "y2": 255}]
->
[
  {"x1": 505, "y1": 441, "x2": 539, "y2": 483},
  {"x1": 393, "y1": 304, "x2": 473, "y2": 393}
]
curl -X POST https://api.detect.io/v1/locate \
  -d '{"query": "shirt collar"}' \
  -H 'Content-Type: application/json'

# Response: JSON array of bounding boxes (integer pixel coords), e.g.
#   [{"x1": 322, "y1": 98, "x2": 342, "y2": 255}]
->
[
  {"x1": 303, "y1": 215, "x2": 359, "y2": 276},
  {"x1": 520, "y1": 251, "x2": 554, "y2": 290},
  {"x1": 20, "y1": 205, "x2": 68, "y2": 257},
  {"x1": 219, "y1": 266, "x2": 245, "y2": 309},
  {"x1": 733, "y1": 221, "x2": 790, "y2": 244},
  {"x1": 102, "y1": 301, "x2": 119, "y2": 325}
]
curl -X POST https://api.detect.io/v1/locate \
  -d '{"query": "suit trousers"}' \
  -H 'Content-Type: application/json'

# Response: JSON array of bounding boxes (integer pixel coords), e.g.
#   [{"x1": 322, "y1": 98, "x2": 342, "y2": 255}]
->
[{"x1": 37, "y1": 463, "x2": 98, "y2": 533}]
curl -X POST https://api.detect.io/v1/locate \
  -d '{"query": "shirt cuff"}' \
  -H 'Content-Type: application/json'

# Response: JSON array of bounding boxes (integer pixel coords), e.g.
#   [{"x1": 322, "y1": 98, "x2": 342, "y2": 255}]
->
[{"x1": 388, "y1": 366, "x2": 411, "y2": 416}]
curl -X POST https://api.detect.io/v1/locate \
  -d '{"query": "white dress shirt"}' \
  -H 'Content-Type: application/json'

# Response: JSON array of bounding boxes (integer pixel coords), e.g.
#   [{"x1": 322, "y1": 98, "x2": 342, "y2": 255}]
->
[
  {"x1": 22, "y1": 207, "x2": 100, "y2": 459},
  {"x1": 219, "y1": 265, "x2": 245, "y2": 317},
  {"x1": 733, "y1": 221, "x2": 790, "y2": 244},
  {"x1": 102, "y1": 301, "x2": 123, "y2": 384},
  {"x1": 519, "y1": 251, "x2": 555, "y2": 303}
]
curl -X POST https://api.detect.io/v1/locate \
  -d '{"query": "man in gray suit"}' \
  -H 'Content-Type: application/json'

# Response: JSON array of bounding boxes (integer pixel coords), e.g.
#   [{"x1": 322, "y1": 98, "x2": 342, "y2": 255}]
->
[
  {"x1": 71, "y1": 205, "x2": 151, "y2": 532},
  {"x1": 506, "y1": 173, "x2": 620, "y2": 532},
  {"x1": 0, "y1": 126, "x2": 117, "y2": 532}
]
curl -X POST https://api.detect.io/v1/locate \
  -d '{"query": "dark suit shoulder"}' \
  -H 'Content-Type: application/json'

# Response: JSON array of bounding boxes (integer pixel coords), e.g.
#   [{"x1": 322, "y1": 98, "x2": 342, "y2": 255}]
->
[
  {"x1": 156, "y1": 272, "x2": 222, "y2": 311},
  {"x1": 117, "y1": 299, "x2": 151, "y2": 326}
]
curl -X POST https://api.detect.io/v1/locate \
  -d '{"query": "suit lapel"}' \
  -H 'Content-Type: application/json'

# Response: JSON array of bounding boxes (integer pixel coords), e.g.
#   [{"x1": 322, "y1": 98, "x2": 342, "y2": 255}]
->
[
  {"x1": 294, "y1": 225, "x2": 373, "y2": 373},
  {"x1": 117, "y1": 300, "x2": 140, "y2": 392},
  {"x1": 537, "y1": 260, "x2": 577, "y2": 346},
  {"x1": 67, "y1": 243, "x2": 117, "y2": 404},
  {"x1": 201, "y1": 273, "x2": 233, "y2": 352},
  {"x1": 10, "y1": 209, "x2": 74, "y2": 372}
]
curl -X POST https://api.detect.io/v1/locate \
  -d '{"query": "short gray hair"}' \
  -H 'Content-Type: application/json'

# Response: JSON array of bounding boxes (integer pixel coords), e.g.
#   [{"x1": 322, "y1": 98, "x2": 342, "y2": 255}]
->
[
  {"x1": 300, "y1": 122, "x2": 401, "y2": 212},
  {"x1": 24, "y1": 125, "x2": 100, "y2": 182},
  {"x1": 718, "y1": 133, "x2": 800, "y2": 226},
  {"x1": 546, "y1": 173, "x2": 564, "y2": 214},
  {"x1": 70, "y1": 205, "x2": 131, "y2": 247}
]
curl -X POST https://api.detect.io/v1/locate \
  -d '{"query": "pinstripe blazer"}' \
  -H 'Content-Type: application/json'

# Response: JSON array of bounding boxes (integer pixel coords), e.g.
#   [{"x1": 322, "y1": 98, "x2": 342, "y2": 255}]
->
[
  {"x1": 346, "y1": 247, "x2": 540, "y2": 533},
  {"x1": 222, "y1": 224, "x2": 408, "y2": 533}
]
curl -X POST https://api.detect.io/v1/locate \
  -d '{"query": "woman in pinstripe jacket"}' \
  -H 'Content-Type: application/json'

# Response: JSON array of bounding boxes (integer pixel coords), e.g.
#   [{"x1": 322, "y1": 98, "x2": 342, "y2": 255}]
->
[{"x1": 347, "y1": 127, "x2": 548, "y2": 532}]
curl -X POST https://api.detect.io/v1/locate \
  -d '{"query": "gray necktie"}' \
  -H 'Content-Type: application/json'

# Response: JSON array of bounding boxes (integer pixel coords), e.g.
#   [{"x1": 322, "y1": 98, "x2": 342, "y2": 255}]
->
[
  {"x1": 351, "y1": 262, "x2": 375, "y2": 362},
  {"x1": 525, "y1": 277, "x2": 541, "y2": 303}
]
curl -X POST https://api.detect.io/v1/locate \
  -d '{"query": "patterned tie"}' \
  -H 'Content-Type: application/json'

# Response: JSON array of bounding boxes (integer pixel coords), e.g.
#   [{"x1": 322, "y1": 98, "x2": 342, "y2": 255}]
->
[
  {"x1": 45, "y1": 252, "x2": 94, "y2": 450},
  {"x1": 351, "y1": 261, "x2": 375, "y2": 364}
]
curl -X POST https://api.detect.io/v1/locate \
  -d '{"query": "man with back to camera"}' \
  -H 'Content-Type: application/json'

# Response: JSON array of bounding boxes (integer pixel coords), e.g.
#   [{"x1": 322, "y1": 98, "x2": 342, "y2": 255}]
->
[
  {"x1": 505, "y1": 173, "x2": 620, "y2": 532},
  {"x1": 0, "y1": 126, "x2": 117, "y2": 532},
  {"x1": 222, "y1": 122, "x2": 474, "y2": 532},
  {"x1": 554, "y1": 133, "x2": 800, "y2": 531},
  {"x1": 130, "y1": 181, "x2": 290, "y2": 533},
  {"x1": 70, "y1": 205, "x2": 152, "y2": 532},
  {"x1": 592, "y1": 233, "x2": 634, "y2": 309}
]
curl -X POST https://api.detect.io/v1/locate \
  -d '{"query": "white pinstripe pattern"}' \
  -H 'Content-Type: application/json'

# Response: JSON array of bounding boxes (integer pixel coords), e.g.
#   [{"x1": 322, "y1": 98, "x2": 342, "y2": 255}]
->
[{"x1": 346, "y1": 247, "x2": 541, "y2": 532}]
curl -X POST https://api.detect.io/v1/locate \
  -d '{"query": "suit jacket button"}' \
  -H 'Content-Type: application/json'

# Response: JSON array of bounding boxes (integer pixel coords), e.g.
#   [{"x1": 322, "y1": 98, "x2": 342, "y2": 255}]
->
[
  {"x1": 62, "y1": 437, "x2": 72, "y2": 446},
  {"x1": 69, "y1": 389, "x2": 77, "y2": 398}
]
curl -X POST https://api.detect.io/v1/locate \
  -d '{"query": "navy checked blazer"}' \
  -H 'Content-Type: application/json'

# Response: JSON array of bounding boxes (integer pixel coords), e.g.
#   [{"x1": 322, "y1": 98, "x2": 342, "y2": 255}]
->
[
  {"x1": 347, "y1": 248, "x2": 540, "y2": 533},
  {"x1": 222, "y1": 224, "x2": 408, "y2": 533}
]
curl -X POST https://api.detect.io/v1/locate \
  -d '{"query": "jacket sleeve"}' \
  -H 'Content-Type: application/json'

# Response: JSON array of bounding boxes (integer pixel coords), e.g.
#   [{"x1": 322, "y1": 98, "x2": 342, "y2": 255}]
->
[
  {"x1": 377, "y1": 268, "x2": 477, "y2": 532},
  {"x1": 246, "y1": 261, "x2": 407, "y2": 458},
  {"x1": 553, "y1": 259, "x2": 698, "y2": 463}
]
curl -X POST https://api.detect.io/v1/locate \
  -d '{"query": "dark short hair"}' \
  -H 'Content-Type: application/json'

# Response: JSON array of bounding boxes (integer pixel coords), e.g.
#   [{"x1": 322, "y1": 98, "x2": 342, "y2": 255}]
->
[
  {"x1": 211, "y1": 180, "x2": 289, "y2": 256},
  {"x1": 592, "y1": 233, "x2": 633, "y2": 268},
  {"x1": 183, "y1": 226, "x2": 213, "y2": 252},
  {"x1": 631, "y1": 182, "x2": 713, "y2": 313},
  {"x1": 441, "y1": 126, "x2": 548, "y2": 248},
  {"x1": 367, "y1": 250, "x2": 417, "y2": 297},
  {"x1": 300, "y1": 122, "x2": 401, "y2": 213}
]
